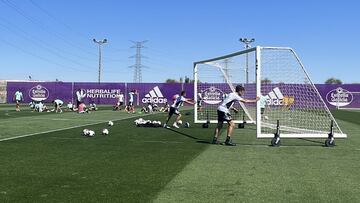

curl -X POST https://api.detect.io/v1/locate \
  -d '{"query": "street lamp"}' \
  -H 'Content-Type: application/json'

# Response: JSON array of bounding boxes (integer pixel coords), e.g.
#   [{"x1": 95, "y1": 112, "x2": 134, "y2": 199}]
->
[
  {"x1": 239, "y1": 38, "x2": 255, "y2": 84},
  {"x1": 93, "y1": 38, "x2": 108, "y2": 83}
]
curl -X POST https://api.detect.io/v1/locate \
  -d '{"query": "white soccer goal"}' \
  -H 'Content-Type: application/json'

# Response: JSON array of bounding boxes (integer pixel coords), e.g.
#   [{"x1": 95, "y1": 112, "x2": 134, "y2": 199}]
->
[{"x1": 194, "y1": 46, "x2": 347, "y2": 139}]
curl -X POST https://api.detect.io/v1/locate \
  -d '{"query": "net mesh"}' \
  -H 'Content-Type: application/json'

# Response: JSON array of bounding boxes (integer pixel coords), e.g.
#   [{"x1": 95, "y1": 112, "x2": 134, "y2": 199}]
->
[
  {"x1": 260, "y1": 48, "x2": 342, "y2": 136},
  {"x1": 195, "y1": 47, "x2": 345, "y2": 138},
  {"x1": 195, "y1": 50, "x2": 256, "y2": 123}
]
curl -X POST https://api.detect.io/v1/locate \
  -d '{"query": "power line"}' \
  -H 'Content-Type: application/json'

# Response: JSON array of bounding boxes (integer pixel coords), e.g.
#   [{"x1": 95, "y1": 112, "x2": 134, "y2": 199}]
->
[
  {"x1": 0, "y1": 0, "x2": 99, "y2": 58},
  {"x1": 129, "y1": 40, "x2": 148, "y2": 83},
  {"x1": 0, "y1": 38, "x2": 93, "y2": 73},
  {"x1": 0, "y1": 21, "x2": 95, "y2": 71}
]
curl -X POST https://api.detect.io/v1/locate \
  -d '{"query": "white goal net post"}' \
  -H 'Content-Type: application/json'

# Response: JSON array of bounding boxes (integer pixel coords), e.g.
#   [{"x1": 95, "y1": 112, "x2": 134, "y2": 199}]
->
[{"x1": 194, "y1": 46, "x2": 347, "y2": 138}]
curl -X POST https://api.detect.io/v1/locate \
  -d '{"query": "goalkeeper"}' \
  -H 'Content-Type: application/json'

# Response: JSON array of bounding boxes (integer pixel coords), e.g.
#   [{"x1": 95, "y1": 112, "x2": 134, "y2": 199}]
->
[{"x1": 212, "y1": 85, "x2": 259, "y2": 146}]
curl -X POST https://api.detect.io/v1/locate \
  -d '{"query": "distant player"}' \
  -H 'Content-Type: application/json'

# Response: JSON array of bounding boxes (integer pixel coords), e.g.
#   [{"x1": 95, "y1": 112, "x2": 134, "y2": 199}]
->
[
  {"x1": 66, "y1": 102, "x2": 76, "y2": 111},
  {"x1": 89, "y1": 101, "x2": 98, "y2": 111},
  {"x1": 164, "y1": 90, "x2": 194, "y2": 129},
  {"x1": 197, "y1": 91, "x2": 204, "y2": 111},
  {"x1": 14, "y1": 89, "x2": 23, "y2": 112},
  {"x1": 29, "y1": 100, "x2": 36, "y2": 110},
  {"x1": 35, "y1": 101, "x2": 48, "y2": 112},
  {"x1": 159, "y1": 102, "x2": 170, "y2": 112},
  {"x1": 212, "y1": 85, "x2": 259, "y2": 146},
  {"x1": 126, "y1": 90, "x2": 137, "y2": 113},
  {"x1": 52, "y1": 99, "x2": 64, "y2": 113},
  {"x1": 113, "y1": 92, "x2": 124, "y2": 111},
  {"x1": 259, "y1": 94, "x2": 269, "y2": 120},
  {"x1": 76, "y1": 89, "x2": 86, "y2": 108}
]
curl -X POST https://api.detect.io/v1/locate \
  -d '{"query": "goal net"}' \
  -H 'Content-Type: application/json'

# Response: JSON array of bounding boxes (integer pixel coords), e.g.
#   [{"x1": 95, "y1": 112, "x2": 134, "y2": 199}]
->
[{"x1": 194, "y1": 46, "x2": 347, "y2": 138}]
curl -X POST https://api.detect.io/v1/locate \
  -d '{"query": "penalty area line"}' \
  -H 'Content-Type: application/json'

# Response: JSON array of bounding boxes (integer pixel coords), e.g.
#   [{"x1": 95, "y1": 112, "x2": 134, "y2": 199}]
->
[{"x1": 0, "y1": 113, "x2": 157, "y2": 142}]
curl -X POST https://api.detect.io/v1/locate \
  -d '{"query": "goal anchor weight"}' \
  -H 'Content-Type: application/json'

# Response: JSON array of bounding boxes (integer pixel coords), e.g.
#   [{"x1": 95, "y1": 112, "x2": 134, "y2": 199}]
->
[
  {"x1": 325, "y1": 120, "x2": 335, "y2": 147},
  {"x1": 238, "y1": 110, "x2": 246, "y2": 128},
  {"x1": 202, "y1": 112, "x2": 210, "y2": 128},
  {"x1": 271, "y1": 120, "x2": 281, "y2": 147}
]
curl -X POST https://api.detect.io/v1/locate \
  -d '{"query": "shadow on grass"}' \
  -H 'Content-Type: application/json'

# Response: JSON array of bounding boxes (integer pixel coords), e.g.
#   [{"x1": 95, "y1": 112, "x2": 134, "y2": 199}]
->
[{"x1": 166, "y1": 128, "x2": 201, "y2": 140}]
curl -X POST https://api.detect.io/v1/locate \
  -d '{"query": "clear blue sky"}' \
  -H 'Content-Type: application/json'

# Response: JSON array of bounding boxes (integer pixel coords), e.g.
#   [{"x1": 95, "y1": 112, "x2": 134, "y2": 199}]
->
[{"x1": 0, "y1": 0, "x2": 359, "y2": 83}]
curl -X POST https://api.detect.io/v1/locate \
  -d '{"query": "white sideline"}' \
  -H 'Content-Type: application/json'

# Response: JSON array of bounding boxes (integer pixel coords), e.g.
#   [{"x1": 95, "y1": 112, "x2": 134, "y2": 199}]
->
[{"x1": 0, "y1": 113, "x2": 156, "y2": 142}]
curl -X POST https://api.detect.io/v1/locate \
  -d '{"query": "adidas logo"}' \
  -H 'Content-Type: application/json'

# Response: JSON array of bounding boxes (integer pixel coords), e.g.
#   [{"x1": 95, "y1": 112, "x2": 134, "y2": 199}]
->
[
  {"x1": 265, "y1": 87, "x2": 284, "y2": 106},
  {"x1": 142, "y1": 86, "x2": 168, "y2": 104}
]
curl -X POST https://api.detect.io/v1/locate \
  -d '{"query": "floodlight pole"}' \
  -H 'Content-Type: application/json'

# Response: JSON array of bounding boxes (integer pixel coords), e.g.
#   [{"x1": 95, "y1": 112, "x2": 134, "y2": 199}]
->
[
  {"x1": 239, "y1": 38, "x2": 255, "y2": 84},
  {"x1": 93, "y1": 38, "x2": 107, "y2": 84}
]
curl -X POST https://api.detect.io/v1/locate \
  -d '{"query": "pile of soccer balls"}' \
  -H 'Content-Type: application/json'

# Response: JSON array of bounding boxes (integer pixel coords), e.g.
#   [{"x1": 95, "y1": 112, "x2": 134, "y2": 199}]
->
[
  {"x1": 82, "y1": 121, "x2": 113, "y2": 137},
  {"x1": 134, "y1": 118, "x2": 162, "y2": 127}
]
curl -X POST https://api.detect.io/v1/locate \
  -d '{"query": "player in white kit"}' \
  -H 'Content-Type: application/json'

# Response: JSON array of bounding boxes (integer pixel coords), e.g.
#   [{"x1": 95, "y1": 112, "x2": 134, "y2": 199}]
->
[{"x1": 213, "y1": 85, "x2": 259, "y2": 146}]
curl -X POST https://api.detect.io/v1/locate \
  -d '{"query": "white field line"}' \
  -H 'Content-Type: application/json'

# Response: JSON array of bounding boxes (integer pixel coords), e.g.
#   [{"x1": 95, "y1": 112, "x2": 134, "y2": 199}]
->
[
  {"x1": 0, "y1": 113, "x2": 157, "y2": 142},
  {"x1": 25, "y1": 117, "x2": 107, "y2": 122}
]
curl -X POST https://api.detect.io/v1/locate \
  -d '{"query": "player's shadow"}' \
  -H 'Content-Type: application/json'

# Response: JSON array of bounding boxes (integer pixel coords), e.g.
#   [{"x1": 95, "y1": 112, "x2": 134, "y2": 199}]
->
[
  {"x1": 166, "y1": 128, "x2": 201, "y2": 140},
  {"x1": 166, "y1": 128, "x2": 218, "y2": 145}
]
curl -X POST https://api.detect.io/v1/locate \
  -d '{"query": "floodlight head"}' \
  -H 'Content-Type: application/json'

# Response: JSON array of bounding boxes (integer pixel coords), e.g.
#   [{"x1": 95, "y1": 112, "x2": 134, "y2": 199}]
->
[
  {"x1": 103, "y1": 39, "x2": 108, "y2": 43},
  {"x1": 93, "y1": 39, "x2": 97, "y2": 42}
]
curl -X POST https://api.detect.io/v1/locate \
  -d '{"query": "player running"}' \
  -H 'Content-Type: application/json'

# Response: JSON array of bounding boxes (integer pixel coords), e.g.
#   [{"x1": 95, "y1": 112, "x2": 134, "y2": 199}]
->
[
  {"x1": 113, "y1": 92, "x2": 124, "y2": 111},
  {"x1": 163, "y1": 90, "x2": 194, "y2": 129},
  {"x1": 212, "y1": 85, "x2": 259, "y2": 146},
  {"x1": 14, "y1": 89, "x2": 23, "y2": 112}
]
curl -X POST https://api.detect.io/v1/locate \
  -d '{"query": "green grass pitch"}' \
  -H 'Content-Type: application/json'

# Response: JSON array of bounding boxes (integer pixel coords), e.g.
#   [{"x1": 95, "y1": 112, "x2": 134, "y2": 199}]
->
[{"x1": 0, "y1": 104, "x2": 359, "y2": 202}]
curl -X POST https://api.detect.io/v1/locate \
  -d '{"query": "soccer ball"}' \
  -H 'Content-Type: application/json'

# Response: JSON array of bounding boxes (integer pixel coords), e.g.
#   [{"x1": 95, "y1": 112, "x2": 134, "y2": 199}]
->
[
  {"x1": 108, "y1": 121, "x2": 114, "y2": 126},
  {"x1": 102, "y1": 128, "x2": 109, "y2": 135},
  {"x1": 177, "y1": 120, "x2": 183, "y2": 125},
  {"x1": 88, "y1": 130, "x2": 95, "y2": 137},
  {"x1": 83, "y1": 129, "x2": 90, "y2": 136},
  {"x1": 184, "y1": 122, "x2": 190, "y2": 128}
]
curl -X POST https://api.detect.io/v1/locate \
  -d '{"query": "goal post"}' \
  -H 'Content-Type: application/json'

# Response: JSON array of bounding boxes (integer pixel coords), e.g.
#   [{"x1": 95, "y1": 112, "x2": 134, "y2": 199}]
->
[{"x1": 194, "y1": 46, "x2": 347, "y2": 139}]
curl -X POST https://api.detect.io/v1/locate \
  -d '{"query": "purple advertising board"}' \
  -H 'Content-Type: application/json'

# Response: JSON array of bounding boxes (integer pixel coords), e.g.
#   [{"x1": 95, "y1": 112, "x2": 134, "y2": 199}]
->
[
  {"x1": 73, "y1": 82, "x2": 126, "y2": 105},
  {"x1": 315, "y1": 84, "x2": 360, "y2": 109},
  {"x1": 6, "y1": 82, "x2": 360, "y2": 109},
  {"x1": 6, "y1": 82, "x2": 195, "y2": 106},
  {"x1": 6, "y1": 82, "x2": 73, "y2": 104},
  {"x1": 125, "y1": 83, "x2": 194, "y2": 106}
]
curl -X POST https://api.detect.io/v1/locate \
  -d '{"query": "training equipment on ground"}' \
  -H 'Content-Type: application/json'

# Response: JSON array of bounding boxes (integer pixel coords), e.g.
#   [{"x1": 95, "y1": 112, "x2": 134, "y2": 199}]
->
[
  {"x1": 193, "y1": 46, "x2": 347, "y2": 145},
  {"x1": 184, "y1": 122, "x2": 190, "y2": 128},
  {"x1": 82, "y1": 129, "x2": 95, "y2": 137},
  {"x1": 108, "y1": 121, "x2": 114, "y2": 126},
  {"x1": 135, "y1": 118, "x2": 162, "y2": 127},
  {"x1": 102, "y1": 128, "x2": 109, "y2": 135}
]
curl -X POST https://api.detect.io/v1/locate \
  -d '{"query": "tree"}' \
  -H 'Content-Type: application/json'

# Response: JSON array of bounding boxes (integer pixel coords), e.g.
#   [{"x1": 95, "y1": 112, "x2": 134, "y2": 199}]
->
[
  {"x1": 165, "y1": 79, "x2": 178, "y2": 83},
  {"x1": 185, "y1": 76, "x2": 191, "y2": 83},
  {"x1": 261, "y1": 78, "x2": 272, "y2": 84},
  {"x1": 325, "y1": 78, "x2": 342, "y2": 84}
]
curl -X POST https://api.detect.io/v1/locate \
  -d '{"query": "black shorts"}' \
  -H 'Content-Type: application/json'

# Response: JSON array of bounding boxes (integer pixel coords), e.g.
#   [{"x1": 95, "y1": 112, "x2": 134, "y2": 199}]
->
[
  {"x1": 16, "y1": 100, "x2": 20, "y2": 104},
  {"x1": 261, "y1": 108, "x2": 265, "y2": 115},
  {"x1": 168, "y1": 107, "x2": 180, "y2": 117},
  {"x1": 217, "y1": 110, "x2": 232, "y2": 122},
  {"x1": 197, "y1": 100, "x2": 202, "y2": 107},
  {"x1": 128, "y1": 102, "x2": 133, "y2": 107}
]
